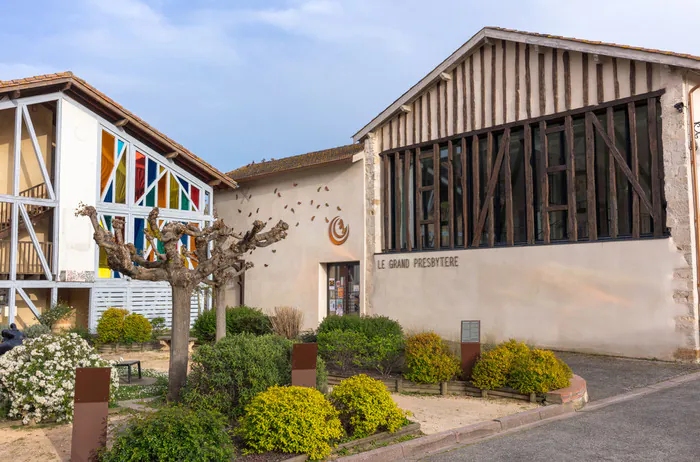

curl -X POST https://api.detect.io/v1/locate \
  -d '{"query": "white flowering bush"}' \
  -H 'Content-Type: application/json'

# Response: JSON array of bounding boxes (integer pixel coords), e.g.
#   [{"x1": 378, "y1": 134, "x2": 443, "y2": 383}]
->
[{"x1": 0, "y1": 333, "x2": 119, "y2": 424}]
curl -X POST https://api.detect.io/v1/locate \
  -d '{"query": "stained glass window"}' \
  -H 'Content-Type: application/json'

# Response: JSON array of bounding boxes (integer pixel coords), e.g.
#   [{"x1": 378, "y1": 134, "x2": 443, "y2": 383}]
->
[
  {"x1": 134, "y1": 151, "x2": 202, "y2": 212},
  {"x1": 131, "y1": 218, "x2": 199, "y2": 269},
  {"x1": 100, "y1": 130, "x2": 127, "y2": 204},
  {"x1": 98, "y1": 214, "x2": 125, "y2": 278}
]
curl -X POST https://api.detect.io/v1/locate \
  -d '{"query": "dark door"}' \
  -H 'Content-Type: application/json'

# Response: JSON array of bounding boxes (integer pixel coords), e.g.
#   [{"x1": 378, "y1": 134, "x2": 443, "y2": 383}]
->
[{"x1": 327, "y1": 262, "x2": 360, "y2": 316}]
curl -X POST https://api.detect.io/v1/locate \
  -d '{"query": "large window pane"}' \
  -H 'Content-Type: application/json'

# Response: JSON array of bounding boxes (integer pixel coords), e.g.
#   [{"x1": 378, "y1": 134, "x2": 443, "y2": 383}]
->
[
  {"x1": 452, "y1": 141, "x2": 465, "y2": 247},
  {"x1": 19, "y1": 102, "x2": 56, "y2": 198},
  {"x1": 0, "y1": 108, "x2": 16, "y2": 196},
  {"x1": 509, "y1": 128, "x2": 527, "y2": 244}
]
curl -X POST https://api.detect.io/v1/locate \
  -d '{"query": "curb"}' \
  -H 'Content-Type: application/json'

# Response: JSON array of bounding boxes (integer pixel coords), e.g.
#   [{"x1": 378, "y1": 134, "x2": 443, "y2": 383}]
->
[{"x1": 339, "y1": 370, "x2": 700, "y2": 461}]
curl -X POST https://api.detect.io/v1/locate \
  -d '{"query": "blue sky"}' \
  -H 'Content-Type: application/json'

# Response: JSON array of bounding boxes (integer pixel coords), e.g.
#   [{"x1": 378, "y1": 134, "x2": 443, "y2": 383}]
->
[{"x1": 3, "y1": 0, "x2": 700, "y2": 172}]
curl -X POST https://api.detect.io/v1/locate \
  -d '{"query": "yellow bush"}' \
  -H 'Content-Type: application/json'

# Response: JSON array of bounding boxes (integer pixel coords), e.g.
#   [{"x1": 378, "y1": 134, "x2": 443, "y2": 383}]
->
[
  {"x1": 122, "y1": 313, "x2": 152, "y2": 343},
  {"x1": 471, "y1": 339, "x2": 530, "y2": 390},
  {"x1": 96, "y1": 308, "x2": 129, "y2": 343},
  {"x1": 237, "y1": 386, "x2": 343, "y2": 460},
  {"x1": 403, "y1": 332, "x2": 461, "y2": 384},
  {"x1": 330, "y1": 374, "x2": 408, "y2": 438},
  {"x1": 509, "y1": 349, "x2": 573, "y2": 394}
]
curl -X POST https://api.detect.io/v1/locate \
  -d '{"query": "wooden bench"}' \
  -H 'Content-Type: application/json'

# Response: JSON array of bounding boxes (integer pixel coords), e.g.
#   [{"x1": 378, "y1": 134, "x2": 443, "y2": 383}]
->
[
  {"x1": 115, "y1": 360, "x2": 142, "y2": 384},
  {"x1": 157, "y1": 336, "x2": 197, "y2": 353}
]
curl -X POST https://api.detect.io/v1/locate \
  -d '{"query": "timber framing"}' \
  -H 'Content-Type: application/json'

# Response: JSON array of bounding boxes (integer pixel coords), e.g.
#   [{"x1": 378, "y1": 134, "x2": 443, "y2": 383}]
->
[{"x1": 379, "y1": 90, "x2": 667, "y2": 253}]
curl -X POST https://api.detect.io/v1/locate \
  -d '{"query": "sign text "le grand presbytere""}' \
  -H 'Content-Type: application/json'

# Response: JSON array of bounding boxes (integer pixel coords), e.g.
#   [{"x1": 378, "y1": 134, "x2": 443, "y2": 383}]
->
[{"x1": 377, "y1": 255, "x2": 459, "y2": 270}]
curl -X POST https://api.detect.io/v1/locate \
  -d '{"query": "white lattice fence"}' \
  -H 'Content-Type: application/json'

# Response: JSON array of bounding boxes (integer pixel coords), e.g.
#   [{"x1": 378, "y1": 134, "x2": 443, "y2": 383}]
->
[{"x1": 91, "y1": 285, "x2": 204, "y2": 331}]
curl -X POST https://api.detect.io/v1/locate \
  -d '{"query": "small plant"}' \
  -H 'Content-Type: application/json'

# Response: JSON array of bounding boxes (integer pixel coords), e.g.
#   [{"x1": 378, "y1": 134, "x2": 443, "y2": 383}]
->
[
  {"x1": 270, "y1": 306, "x2": 303, "y2": 339},
  {"x1": 237, "y1": 386, "x2": 343, "y2": 460},
  {"x1": 508, "y1": 349, "x2": 573, "y2": 394},
  {"x1": 330, "y1": 374, "x2": 408, "y2": 438},
  {"x1": 191, "y1": 305, "x2": 272, "y2": 342},
  {"x1": 318, "y1": 330, "x2": 367, "y2": 372},
  {"x1": 67, "y1": 326, "x2": 94, "y2": 345},
  {"x1": 101, "y1": 405, "x2": 234, "y2": 462},
  {"x1": 0, "y1": 333, "x2": 119, "y2": 424},
  {"x1": 318, "y1": 314, "x2": 402, "y2": 338},
  {"x1": 403, "y1": 332, "x2": 460, "y2": 384},
  {"x1": 96, "y1": 308, "x2": 129, "y2": 343},
  {"x1": 471, "y1": 339, "x2": 530, "y2": 390},
  {"x1": 183, "y1": 333, "x2": 292, "y2": 417},
  {"x1": 122, "y1": 313, "x2": 153, "y2": 343},
  {"x1": 37, "y1": 301, "x2": 74, "y2": 330},
  {"x1": 299, "y1": 329, "x2": 318, "y2": 343},
  {"x1": 150, "y1": 316, "x2": 166, "y2": 340},
  {"x1": 22, "y1": 323, "x2": 52, "y2": 339}
]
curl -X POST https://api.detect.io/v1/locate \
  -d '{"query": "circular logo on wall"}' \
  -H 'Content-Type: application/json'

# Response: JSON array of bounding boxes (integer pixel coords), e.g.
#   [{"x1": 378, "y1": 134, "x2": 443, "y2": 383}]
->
[{"x1": 329, "y1": 216, "x2": 349, "y2": 245}]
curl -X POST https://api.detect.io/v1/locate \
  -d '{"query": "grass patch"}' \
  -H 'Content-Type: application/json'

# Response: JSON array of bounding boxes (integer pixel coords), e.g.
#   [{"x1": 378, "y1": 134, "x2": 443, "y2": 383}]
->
[{"x1": 113, "y1": 369, "x2": 168, "y2": 402}]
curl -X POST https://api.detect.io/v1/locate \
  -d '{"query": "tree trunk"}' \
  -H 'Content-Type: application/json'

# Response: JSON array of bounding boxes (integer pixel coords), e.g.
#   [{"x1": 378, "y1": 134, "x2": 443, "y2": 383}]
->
[
  {"x1": 167, "y1": 284, "x2": 193, "y2": 401},
  {"x1": 214, "y1": 284, "x2": 226, "y2": 342}
]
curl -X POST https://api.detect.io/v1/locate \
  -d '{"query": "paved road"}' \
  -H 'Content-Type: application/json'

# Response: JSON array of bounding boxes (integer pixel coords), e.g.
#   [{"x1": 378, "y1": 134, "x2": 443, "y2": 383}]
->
[
  {"x1": 424, "y1": 375, "x2": 700, "y2": 462},
  {"x1": 555, "y1": 351, "x2": 700, "y2": 401}
]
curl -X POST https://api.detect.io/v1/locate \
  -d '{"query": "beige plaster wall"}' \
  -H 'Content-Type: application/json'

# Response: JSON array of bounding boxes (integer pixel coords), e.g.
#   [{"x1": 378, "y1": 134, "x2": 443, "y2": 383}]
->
[
  {"x1": 217, "y1": 158, "x2": 365, "y2": 330},
  {"x1": 372, "y1": 239, "x2": 687, "y2": 359}
]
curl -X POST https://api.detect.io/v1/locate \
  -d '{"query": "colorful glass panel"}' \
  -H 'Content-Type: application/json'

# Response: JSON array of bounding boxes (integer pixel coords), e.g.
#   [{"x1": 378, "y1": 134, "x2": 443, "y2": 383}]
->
[
  {"x1": 169, "y1": 173, "x2": 179, "y2": 209},
  {"x1": 145, "y1": 189, "x2": 156, "y2": 207},
  {"x1": 134, "y1": 218, "x2": 145, "y2": 255},
  {"x1": 147, "y1": 158, "x2": 157, "y2": 187},
  {"x1": 135, "y1": 152, "x2": 146, "y2": 203},
  {"x1": 98, "y1": 214, "x2": 124, "y2": 278},
  {"x1": 158, "y1": 175, "x2": 167, "y2": 208},
  {"x1": 191, "y1": 187, "x2": 200, "y2": 211},
  {"x1": 100, "y1": 131, "x2": 115, "y2": 194},
  {"x1": 115, "y1": 151, "x2": 127, "y2": 203}
]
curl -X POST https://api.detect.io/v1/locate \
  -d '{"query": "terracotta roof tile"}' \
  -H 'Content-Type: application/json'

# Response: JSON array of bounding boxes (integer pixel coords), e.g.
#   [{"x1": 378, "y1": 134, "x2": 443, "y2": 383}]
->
[
  {"x1": 0, "y1": 72, "x2": 236, "y2": 189},
  {"x1": 228, "y1": 144, "x2": 363, "y2": 182}
]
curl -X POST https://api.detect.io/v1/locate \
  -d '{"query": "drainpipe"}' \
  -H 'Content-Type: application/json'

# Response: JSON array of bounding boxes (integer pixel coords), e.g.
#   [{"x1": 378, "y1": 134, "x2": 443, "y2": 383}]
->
[{"x1": 687, "y1": 83, "x2": 700, "y2": 291}]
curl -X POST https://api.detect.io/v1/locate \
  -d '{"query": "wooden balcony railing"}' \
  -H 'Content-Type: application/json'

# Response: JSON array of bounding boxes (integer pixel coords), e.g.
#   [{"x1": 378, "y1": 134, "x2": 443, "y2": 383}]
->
[{"x1": 0, "y1": 241, "x2": 53, "y2": 276}]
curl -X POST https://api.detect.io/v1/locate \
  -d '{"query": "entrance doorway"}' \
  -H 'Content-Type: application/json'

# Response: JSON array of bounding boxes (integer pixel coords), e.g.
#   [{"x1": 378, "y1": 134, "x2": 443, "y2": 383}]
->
[{"x1": 327, "y1": 262, "x2": 360, "y2": 316}]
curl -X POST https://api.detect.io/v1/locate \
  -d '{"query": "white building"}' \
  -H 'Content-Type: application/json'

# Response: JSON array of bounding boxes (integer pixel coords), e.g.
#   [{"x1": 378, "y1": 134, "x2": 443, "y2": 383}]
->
[
  {"x1": 0, "y1": 72, "x2": 235, "y2": 330},
  {"x1": 221, "y1": 28, "x2": 700, "y2": 361}
]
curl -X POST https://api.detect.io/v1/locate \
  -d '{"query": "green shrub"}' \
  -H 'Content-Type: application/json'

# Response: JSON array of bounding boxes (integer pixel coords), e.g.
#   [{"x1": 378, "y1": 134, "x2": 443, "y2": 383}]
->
[
  {"x1": 150, "y1": 317, "x2": 166, "y2": 340},
  {"x1": 299, "y1": 329, "x2": 318, "y2": 343},
  {"x1": 318, "y1": 330, "x2": 367, "y2": 372},
  {"x1": 67, "y1": 326, "x2": 94, "y2": 345},
  {"x1": 364, "y1": 334, "x2": 404, "y2": 376},
  {"x1": 101, "y1": 405, "x2": 233, "y2": 462},
  {"x1": 316, "y1": 356, "x2": 329, "y2": 394},
  {"x1": 403, "y1": 332, "x2": 460, "y2": 384},
  {"x1": 237, "y1": 386, "x2": 343, "y2": 460},
  {"x1": 508, "y1": 349, "x2": 573, "y2": 394},
  {"x1": 192, "y1": 305, "x2": 272, "y2": 342},
  {"x1": 471, "y1": 339, "x2": 530, "y2": 390},
  {"x1": 331, "y1": 374, "x2": 407, "y2": 438},
  {"x1": 22, "y1": 323, "x2": 52, "y2": 339},
  {"x1": 96, "y1": 308, "x2": 129, "y2": 343},
  {"x1": 318, "y1": 314, "x2": 402, "y2": 338},
  {"x1": 38, "y1": 301, "x2": 74, "y2": 330},
  {"x1": 122, "y1": 313, "x2": 152, "y2": 343},
  {"x1": 183, "y1": 333, "x2": 292, "y2": 417}
]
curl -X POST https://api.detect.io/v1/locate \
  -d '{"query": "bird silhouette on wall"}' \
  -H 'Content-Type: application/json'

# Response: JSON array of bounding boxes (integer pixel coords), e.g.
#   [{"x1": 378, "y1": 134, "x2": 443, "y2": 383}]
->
[
  {"x1": 293, "y1": 183, "x2": 298, "y2": 187},
  {"x1": 317, "y1": 187, "x2": 322, "y2": 192},
  {"x1": 325, "y1": 186, "x2": 329, "y2": 191}
]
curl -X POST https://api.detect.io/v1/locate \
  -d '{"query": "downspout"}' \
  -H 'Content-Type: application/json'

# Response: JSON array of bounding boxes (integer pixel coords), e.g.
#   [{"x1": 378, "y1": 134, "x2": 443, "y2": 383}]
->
[{"x1": 688, "y1": 83, "x2": 700, "y2": 292}]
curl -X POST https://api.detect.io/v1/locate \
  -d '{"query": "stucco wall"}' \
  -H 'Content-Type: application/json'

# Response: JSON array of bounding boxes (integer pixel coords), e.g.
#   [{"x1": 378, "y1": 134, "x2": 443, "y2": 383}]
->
[
  {"x1": 373, "y1": 239, "x2": 687, "y2": 359},
  {"x1": 217, "y1": 158, "x2": 365, "y2": 329},
  {"x1": 57, "y1": 99, "x2": 98, "y2": 275}
]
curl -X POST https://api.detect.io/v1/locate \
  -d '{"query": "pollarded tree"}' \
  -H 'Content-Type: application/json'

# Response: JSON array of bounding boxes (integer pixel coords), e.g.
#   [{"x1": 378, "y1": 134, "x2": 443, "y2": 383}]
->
[{"x1": 77, "y1": 205, "x2": 288, "y2": 401}]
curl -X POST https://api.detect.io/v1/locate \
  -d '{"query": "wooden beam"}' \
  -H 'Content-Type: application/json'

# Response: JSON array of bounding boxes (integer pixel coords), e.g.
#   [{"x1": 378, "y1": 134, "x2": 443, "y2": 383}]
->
[
  {"x1": 606, "y1": 107, "x2": 618, "y2": 238},
  {"x1": 439, "y1": 72, "x2": 452, "y2": 81},
  {"x1": 553, "y1": 48, "x2": 559, "y2": 113},
  {"x1": 404, "y1": 150, "x2": 412, "y2": 251},
  {"x1": 383, "y1": 154, "x2": 390, "y2": 250},
  {"x1": 394, "y1": 152, "x2": 401, "y2": 251},
  {"x1": 628, "y1": 102, "x2": 640, "y2": 238},
  {"x1": 538, "y1": 53, "x2": 546, "y2": 115},
  {"x1": 648, "y1": 98, "x2": 662, "y2": 234},
  {"x1": 415, "y1": 149, "x2": 422, "y2": 250},
  {"x1": 448, "y1": 141, "x2": 455, "y2": 248},
  {"x1": 525, "y1": 44, "x2": 532, "y2": 118},
  {"x1": 565, "y1": 115, "x2": 577, "y2": 241},
  {"x1": 61, "y1": 82, "x2": 72, "y2": 92},
  {"x1": 472, "y1": 136, "x2": 480, "y2": 246},
  {"x1": 539, "y1": 121, "x2": 550, "y2": 243},
  {"x1": 469, "y1": 55, "x2": 475, "y2": 131},
  {"x1": 10, "y1": 90, "x2": 20, "y2": 99},
  {"x1": 487, "y1": 132, "x2": 495, "y2": 246},
  {"x1": 589, "y1": 112, "x2": 654, "y2": 215},
  {"x1": 505, "y1": 131, "x2": 514, "y2": 245},
  {"x1": 165, "y1": 151, "x2": 179, "y2": 159},
  {"x1": 524, "y1": 123, "x2": 535, "y2": 244},
  {"x1": 207, "y1": 179, "x2": 222, "y2": 186},
  {"x1": 472, "y1": 128, "x2": 511, "y2": 247},
  {"x1": 400, "y1": 104, "x2": 412, "y2": 113},
  {"x1": 115, "y1": 118, "x2": 129, "y2": 127},
  {"x1": 433, "y1": 143, "x2": 440, "y2": 248},
  {"x1": 461, "y1": 137, "x2": 468, "y2": 248},
  {"x1": 583, "y1": 53, "x2": 589, "y2": 106}
]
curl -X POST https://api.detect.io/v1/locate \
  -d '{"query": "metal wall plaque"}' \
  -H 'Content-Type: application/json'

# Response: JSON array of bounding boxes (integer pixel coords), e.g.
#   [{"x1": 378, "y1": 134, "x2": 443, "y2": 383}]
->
[{"x1": 461, "y1": 320, "x2": 480, "y2": 343}]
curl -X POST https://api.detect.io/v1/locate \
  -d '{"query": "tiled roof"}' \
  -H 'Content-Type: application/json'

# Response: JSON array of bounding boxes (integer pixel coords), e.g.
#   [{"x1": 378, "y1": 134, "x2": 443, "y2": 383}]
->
[
  {"x1": 0, "y1": 72, "x2": 237, "y2": 189},
  {"x1": 228, "y1": 144, "x2": 363, "y2": 182}
]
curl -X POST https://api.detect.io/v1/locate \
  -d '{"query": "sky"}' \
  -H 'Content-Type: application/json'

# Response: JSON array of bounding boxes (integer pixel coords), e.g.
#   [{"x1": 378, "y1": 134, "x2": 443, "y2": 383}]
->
[{"x1": 3, "y1": 0, "x2": 700, "y2": 172}]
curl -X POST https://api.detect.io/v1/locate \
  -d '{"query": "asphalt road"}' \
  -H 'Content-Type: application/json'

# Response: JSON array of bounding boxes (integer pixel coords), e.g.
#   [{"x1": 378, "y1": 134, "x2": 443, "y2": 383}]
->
[{"x1": 424, "y1": 375, "x2": 700, "y2": 462}]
